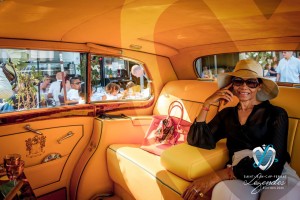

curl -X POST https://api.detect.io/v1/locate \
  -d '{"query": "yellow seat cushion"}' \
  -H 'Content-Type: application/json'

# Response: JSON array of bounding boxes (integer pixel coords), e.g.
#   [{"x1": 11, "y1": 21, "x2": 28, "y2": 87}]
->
[
  {"x1": 160, "y1": 140, "x2": 229, "y2": 181},
  {"x1": 107, "y1": 144, "x2": 190, "y2": 200}
]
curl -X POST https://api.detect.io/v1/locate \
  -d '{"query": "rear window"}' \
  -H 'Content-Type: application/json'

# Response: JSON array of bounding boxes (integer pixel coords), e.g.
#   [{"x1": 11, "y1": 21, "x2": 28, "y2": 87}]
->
[{"x1": 195, "y1": 51, "x2": 300, "y2": 84}]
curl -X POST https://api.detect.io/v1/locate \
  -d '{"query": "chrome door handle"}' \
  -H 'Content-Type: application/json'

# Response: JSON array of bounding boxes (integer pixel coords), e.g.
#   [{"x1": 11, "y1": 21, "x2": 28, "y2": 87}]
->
[
  {"x1": 57, "y1": 131, "x2": 74, "y2": 144},
  {"x1": 24, "y1": 125, "x2": 43, "y2": 135}
]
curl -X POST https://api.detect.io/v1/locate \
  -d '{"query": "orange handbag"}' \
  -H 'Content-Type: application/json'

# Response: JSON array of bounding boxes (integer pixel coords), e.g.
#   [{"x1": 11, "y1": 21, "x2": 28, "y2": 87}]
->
[{"x1": 140, "y1": 101, "x2": 191, "y2": 155}]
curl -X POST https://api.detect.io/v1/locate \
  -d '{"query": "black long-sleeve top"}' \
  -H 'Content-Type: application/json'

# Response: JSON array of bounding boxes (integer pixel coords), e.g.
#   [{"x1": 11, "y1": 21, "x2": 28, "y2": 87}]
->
[{"x1": 194, "y1": 101, "x2": 289, "y2": 182}]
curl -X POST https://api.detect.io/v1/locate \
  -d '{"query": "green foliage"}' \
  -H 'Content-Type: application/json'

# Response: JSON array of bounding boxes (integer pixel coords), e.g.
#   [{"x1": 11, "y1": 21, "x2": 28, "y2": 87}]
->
[
  {"x1": 77, "y1": 54, "x2": 87, "y2": 79},
  {"x1": 244, "y1": 52, "x2": 274, "y2": 68},
  {"x1": 6, "y1": 59, "x2": 42, "y2": 110},
  {"x1": 15, "y1": 64, "x2": 41, "y2": 110},
  {"x1": 90, "y1": 55, "x2": 101, "y2": 86}
]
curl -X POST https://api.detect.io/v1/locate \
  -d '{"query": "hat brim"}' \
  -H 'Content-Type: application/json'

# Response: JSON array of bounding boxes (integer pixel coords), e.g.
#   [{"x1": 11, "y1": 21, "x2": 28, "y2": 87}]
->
[{"x1": 217, "y1": 72, "x2": 279, "y2": 101}]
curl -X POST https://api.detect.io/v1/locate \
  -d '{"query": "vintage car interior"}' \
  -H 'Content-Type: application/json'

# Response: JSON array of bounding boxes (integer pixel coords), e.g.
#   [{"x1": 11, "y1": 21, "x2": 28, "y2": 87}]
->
[{"x1": 0, "y1": 0, "x2": 299, "y2": 199}]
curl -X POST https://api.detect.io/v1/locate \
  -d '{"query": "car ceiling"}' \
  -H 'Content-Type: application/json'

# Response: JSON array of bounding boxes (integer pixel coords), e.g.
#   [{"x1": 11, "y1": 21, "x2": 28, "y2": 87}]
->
[{"x1": 0, "y1": 0, "x2": 299, "y2": 58}]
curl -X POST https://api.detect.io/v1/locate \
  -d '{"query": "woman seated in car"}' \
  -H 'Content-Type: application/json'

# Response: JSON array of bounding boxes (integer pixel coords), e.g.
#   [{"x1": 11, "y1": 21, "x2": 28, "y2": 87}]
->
[{"x1": 183, "y1": 59, "x2": 300, "y2": 200}]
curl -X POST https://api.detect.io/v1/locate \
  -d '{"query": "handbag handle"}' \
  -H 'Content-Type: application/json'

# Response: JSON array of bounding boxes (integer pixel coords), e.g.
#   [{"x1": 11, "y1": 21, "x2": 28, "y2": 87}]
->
[{"x1": 167, "y1": 100, "x2": 184, "y2": 123}]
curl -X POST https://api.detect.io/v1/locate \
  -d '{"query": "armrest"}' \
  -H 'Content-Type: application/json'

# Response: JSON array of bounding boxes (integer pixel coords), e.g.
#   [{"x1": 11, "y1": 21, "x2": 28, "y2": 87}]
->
[
  {"x1": 160, "y1": 140, "x2": 229, "y2": 181},
  {"x1": 130, "y1": 116, "x2": 152, "y2": 126}
]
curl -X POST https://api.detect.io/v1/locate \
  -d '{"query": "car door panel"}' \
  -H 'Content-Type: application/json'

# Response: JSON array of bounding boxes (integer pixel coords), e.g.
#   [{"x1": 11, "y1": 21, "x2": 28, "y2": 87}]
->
[{"x1": 0, "y1": 117, "x2": 94, "y2": 197}]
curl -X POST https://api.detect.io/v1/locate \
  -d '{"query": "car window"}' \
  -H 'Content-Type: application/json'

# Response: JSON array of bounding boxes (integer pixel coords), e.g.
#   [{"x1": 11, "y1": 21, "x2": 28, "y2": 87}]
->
[
  {"x1": 195, "y1": 51, "x2": 300, "y2": 84},
  {"x1": 90, "y1": 55, "x2": 151, "y2": 102},
  {"x1": 0, "y1": 49, "x2": 87, "y2": 113}
]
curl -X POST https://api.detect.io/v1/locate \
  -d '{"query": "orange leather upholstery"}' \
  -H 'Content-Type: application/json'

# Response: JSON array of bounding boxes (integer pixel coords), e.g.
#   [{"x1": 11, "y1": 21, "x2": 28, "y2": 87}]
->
[
  {"x1": 107, "y1": 144, "x2": 188, "y2": 200},
  {"x1": 106, "y1": 80, "x2": 228, "y2": 199},
  {"x1": 153, "y1": 80, "x2": 220, "y2": 123},
  {"x1": 0, "y1": 117, "x2": 94, "y2": 197},
  {"x1": 270, "y1": 87, "x2": 300, "y2": 176},
  {"x1": 161, "y1": 140, "x2": 228, "y2": 181},
  {"x1": 107, "y1": 81, "x2": 300, "y2": 199}
]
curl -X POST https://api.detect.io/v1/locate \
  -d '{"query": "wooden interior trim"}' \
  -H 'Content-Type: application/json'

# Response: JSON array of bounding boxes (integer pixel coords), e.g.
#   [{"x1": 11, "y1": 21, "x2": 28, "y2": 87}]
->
[
  {"x1": 0, "y1": 105, "x2": 95, "y2": 126},
  {"x1": 0, "y1": 97, "x2": 155, "y2": 125}
]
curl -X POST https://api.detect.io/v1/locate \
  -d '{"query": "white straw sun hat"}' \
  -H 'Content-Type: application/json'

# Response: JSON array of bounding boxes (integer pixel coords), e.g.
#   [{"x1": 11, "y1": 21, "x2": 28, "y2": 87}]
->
[{"x1": 217, "y1": 59, "x2": 279, "y2": 101}]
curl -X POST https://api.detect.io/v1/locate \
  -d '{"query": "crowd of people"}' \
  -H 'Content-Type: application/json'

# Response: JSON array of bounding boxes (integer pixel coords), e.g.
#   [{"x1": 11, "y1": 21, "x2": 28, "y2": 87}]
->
[
  {"x1": 91, "y1": 64, "x2": 149, "y2": 101},
  {"x1": 43, "y1": 72, "x2": 84, "y2": 106},
  {"x1": 0, "y1": 63, "x2": 150, "y2": 109},
  {"x1": 0, "y1": 69, "x2": 85, "y2": 112}
]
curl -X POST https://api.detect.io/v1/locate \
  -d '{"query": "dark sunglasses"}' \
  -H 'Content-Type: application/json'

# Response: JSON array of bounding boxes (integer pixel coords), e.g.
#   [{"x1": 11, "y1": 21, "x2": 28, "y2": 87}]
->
[
  {"x1": 72, "y1": 82, "x2": 82, "y2": 85},
  {"x1": 232, "y1": 78, "x2": 260, "y2": 88}
]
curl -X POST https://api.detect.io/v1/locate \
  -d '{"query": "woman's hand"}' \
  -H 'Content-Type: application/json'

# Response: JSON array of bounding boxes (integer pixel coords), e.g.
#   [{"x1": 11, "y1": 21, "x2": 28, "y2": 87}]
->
[
  {"x1": 181, "y1": 175, "x2": 215, "y2": 200},
  {"x1": 196, "y1": 83, "x2": 234, "y2": 122},
  {"x1": 204, "y1": 83, "x2": 234, "y2": 106},
  {"x1": 182, "y1": 169, "x2": 228, "y2": 200}
]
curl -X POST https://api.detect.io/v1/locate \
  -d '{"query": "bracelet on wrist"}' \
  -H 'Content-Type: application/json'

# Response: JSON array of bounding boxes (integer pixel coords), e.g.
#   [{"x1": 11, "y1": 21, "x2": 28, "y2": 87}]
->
[
  {"x1": 227, "y1": 166, "x2": 236, "y2": 180},
  {"x1": 202, "y1": 106, "x2": 210, "y2": 111}
]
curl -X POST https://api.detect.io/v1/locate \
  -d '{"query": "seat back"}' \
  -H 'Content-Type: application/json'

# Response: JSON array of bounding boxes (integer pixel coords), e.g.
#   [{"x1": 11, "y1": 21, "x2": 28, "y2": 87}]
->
[
  {"x1": 153, "y1": 80, "x2": 220, "y2": 123},
  {"x1": 270, "y1": 86, "x2": 300, "y2": 175}
]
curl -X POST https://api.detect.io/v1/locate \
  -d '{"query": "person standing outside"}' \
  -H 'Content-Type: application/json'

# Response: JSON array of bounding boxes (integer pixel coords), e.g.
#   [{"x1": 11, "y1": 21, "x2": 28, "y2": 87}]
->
[
  {"x1": 0, "y1": 65, "x2": 14, "y2": 111},
  {"x1": 47, "y1": 72, "x2": 63, "y2": 106},
  {"x1": 201, "y1": 66, "x2": 213, "y2": 79},
  {"x1": 67, "y1": 76, "x2": 82, "y2": 102},
  {"x1": 276, "y1": 51, "x2": 300, "y2": 83},
  {"x1": 0, "y1": 66, "x2": 13, "y2": 99},
  {"x1": 40, "y1": 74, "x2": 51, "y2": 94}
]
